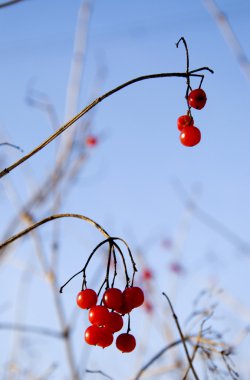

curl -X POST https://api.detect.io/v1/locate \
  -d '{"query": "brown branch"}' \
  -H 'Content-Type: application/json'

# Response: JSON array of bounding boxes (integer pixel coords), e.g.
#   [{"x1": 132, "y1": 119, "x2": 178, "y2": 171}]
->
[
  {"x1": 0, "y1": 213, "x2": 110, "y2": 254},
  {"x1": 0, "y1": 68, "x2": 213, "y2": 179},
  {"x1": 0, "y1": 0, "x2": 26, "y2": 8},
  {"x1": 162, "y1": 292, "x2": 200, "y2": 380},
  {"x1": 133, "y1": 336, "x2": 193, "y2": 380}
]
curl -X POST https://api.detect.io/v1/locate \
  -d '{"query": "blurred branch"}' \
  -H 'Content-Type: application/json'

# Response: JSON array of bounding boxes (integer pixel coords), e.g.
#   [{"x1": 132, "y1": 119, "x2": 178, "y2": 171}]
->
[
  {"x1": 25, "y1": 83, "x2": 59, "y2": 131},
  {"x1": 64, "y1": 0, "x2": 92, "y2": 121},
  {"x1": 0, "y1": 0, "x2": 26, "y2": 8},
  {"x1": 0, "y1": 66, "x2": 213, "y2": 179},
  {"x1": 0, "y1": 142, "x2": 23, "y2": 152},
  {"x1": 203, "y1": 0, "x2": 250, "y2": 81},
  {"x1": 86, "y1": 369, "x2": 114, "y2": 380},
  {"x1": 0, "y1": 322, "x2": 63, "y2": 339},
  {"x1": 173, "y1": 179, "x2": 250, "y2": 254}
]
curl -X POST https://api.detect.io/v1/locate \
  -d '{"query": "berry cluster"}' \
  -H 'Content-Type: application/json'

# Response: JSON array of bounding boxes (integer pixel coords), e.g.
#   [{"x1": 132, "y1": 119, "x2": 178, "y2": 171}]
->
[
  {"x1": 178, "y1": 88, "x2": 207, "y2": 147},
  {"x1": 60, "y1": 236, "x2": 144, "y2": 353},
  {"x1": 77, "y1": 286, "x2": 144, "y2": 351}
]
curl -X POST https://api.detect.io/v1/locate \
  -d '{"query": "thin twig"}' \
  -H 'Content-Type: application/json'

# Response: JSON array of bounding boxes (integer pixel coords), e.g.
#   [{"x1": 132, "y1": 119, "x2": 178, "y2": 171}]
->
[
  {"x1": 162, "y1": 292, "x2": 200, "y2": 380},
  {"x1": 0, "y1": 0, "x2": 25, "y2": 8},
  {"x1": 173, "y1": 179, "x2": 250, "y2": 254},
  {"x1": 86, "y1": 369, "x2": 114, "y2": 380},
  {"x1": 0, "y1": 213, "x2": 110, "y2": 254},
  {"x1": 0, "y1": 68, "x2": 213, "y2": 179},
  {"x1": 0, "y1": 142, "x2": 23, "y2": 152},
  {"x1": 133, "y1": 336, "x2": 193, "y2": 380}
]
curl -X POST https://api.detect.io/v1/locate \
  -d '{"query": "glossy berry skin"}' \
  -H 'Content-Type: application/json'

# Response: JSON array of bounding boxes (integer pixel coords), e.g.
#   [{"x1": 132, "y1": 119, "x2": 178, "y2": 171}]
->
[
  {"x1": 103, "y1": 288, "x2": 123, "y2": 310},
  {"x1": 180, "y1": 126, "x2": 201, "y2": 147},
  {"x1": 123, "y1": 287, "x2": 144, "y2": 309},
  {"x1": 88, "y1": 305, "x2": 109, "y2": 326},
  {"x1": 85, "y1": 325, "x2": 101, "y2": 345},
  {"x1": 85, "y1": 325, "x2": 113, "y2": 348},
  {"x1": 105, "y1": 311, "x2": 123, "y2": 333},
  {"x1": 114, "y1": 300, "x2": 132, "y2": 315},
  {"x1": 188, "y1": 89, "x2": 207, "y2": 110},
  {"x1": 116, "y1": 333, "x2": 136, "y2": 353},
  {"x1": 76, "y1": 289, "x2": 98, "y2": 309},
  {"x1": 96, "y1": 326, "x2": 114, "y2": 348},
  {"x1": 177, "y1": 115, "x2": 194, "y2": 132}
]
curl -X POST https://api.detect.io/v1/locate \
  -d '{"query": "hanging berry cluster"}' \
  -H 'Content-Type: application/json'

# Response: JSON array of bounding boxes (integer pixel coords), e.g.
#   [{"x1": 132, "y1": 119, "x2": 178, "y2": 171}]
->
[
  {"x1": 176, "y1": 38, "x2": 208, "y2": 147},
  {"x1": 60, "y1": 236, "x2": 144, "y2": 352}
]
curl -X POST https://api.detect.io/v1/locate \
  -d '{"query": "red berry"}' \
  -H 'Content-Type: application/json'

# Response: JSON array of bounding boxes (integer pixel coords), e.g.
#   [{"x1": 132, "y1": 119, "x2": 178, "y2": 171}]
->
[
  {"x1": 86, "y1": 135, "x2": 98, "y2": 147},
  {"x1": 88, "y1": 305, "x2": 109, "y2": 326},
  {"x1": 103, "y1": 288, "x2": 123, "y2": 310},
  {"x1": 76, "y1": 289, "x2": 97, "y2": 309},
  {"x1": 96, "y1": 326, "x2": 114, "y2": 348},
  {"x1": 105, "y1": 311, "x2": 123, "y2": 333},
  {"x1": 188, "y1": 89, "x2": 207, "y2": 110},
  {"x1": 84, "y1": 325, "x2": 101, "y2": 345},
  {"x1": 114, "y1": 300, "x2": 132, "y2": 315},
  {"x1": 85, "y1": 325, "x2": 113, "y2": 348},
  {"x1": 180, "y1": 126, "x2": 201, "y2": 147},
  {"x1": 123, "y1": 287, "x2": 144, "y2": 309},
  {"x1": 177, "y1": 115, "x2": 194, "y2": 131},
  {"x1": 116, "y1": 333, "x2": 136, "y2": 353}
]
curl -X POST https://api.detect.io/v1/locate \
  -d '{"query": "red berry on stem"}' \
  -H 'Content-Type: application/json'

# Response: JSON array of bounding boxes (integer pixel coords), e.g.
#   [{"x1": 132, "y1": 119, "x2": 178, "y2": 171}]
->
[
  {"x1": 114, "y1": 300, "x2": 132, "y2": 315},
  {"x1": 188, "y1": 89, "x2": 207, "y2": 110},
  {"x1": 180, "y1": 126, "x2": 201, "y2": 147},
  {"x1": 105, "y1": 311, "x2": 124, "y2": 333},
  {"x1": 85, "y1": 325, "x2": 101, "y2": 345},
  {"x1": 88, "y1": 305, "x2": 109, "y2": 326},
  {"x1": 76, "y1": 289, "x2": 98, "y2": 309},
  {"x1": 103, "y1": 288, "x2": 123, "y2": 310},
  {"x1": 177, "y1": 115, "x2": 194, "y2": 131},
  {"x1": 96, "y1": 326, "x2": 114, "y2": 348},
  {"x1": 123, "y1": 287, "x2": 144, "y2": 309},
  {"x1": 116, "y1": 333, "x2": 136, "y2": 353}
]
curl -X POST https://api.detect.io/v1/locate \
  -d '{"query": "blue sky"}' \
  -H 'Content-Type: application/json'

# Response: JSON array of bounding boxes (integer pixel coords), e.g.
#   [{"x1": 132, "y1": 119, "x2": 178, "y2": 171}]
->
[{"x1": 0, "y1": 0, "x2": 250, "y2": 379}]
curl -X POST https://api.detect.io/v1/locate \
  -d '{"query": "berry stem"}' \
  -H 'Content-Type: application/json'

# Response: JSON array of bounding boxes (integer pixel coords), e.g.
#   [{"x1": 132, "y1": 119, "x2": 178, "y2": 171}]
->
[
  {"x1": 111, "y1": 246, "x2": 118, "y2": 288},
  {"x1": 127, "y1": 313, "x2": 131, "y2": 334}
]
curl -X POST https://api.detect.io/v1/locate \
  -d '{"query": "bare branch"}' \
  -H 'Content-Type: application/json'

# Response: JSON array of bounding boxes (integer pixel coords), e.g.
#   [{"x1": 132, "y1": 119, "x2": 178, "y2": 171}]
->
[
  {"x1": 0, "y1": 68, "x2": 213, "y2": 179},
  {"x1": 0, "y1": 213, "x2": 110, "y2": 255},
  {"x1": 162, "y1": 292, "x2": 200, "y2": 380},
  {"x1": 133, "y1": 336, "x2": 193, "y2": 380},
  {"x1": 0, "y1": 0, "x2": 26, "y2": 8}
]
